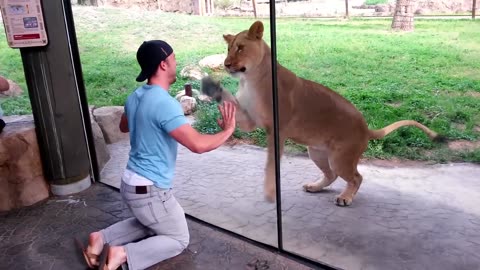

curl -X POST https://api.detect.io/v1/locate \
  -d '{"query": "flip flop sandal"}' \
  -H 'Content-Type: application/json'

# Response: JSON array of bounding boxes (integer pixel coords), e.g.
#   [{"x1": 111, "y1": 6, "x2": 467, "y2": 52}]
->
[
  {"x1": 99, "y1": 244, "x2": 129, "y2": 270},
  {"x1": 99, "y1": 243, "x2": 111, "y2": 270},
  {"x1": 75, "y1": 237, "x2": 101, "y2": 268}
]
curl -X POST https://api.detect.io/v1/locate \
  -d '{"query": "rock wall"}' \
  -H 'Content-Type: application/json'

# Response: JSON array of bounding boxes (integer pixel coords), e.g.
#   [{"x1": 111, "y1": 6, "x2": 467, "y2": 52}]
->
[
  {"x1": 0, "y1": 108, "x2": 114, "y2": 212},
  {"x1": 0, "y1": 118, "x2": 50, "y2": 211},
  {"x1": 367, "y1": 0, "x2": 474, "y2": 15},
  {"x1": 416, "y1": 0, "x2": 473, "y2": 12},
  {"x1": 89, "y1": 106, "x2": 111, "y2": 171},
  {"x1": 92, "y1": 106, "x2": 129, "y2": 144},
  {"x1": 158, "y1": 0, "x2": 194, "y2": 13}
]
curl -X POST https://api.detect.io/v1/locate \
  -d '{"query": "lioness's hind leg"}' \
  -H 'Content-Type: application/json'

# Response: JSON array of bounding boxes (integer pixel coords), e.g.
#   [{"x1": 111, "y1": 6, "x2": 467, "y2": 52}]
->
[
  {"x1": 352, "y1": 171, "x2": 363, "y2": 195},
  {"x1": 330, "y1": 150, "x2": 363, "y2": 207},
  {"x1": 303, "y1": 147, "x2": 338, "y2": 193}
]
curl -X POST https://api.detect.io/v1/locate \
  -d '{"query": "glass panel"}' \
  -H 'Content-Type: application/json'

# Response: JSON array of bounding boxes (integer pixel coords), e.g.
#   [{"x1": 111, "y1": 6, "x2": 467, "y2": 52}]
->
[
  {"x1": 74, "y1": 5, "x2": 279, "y2": 248},
  {"x1": 175, "y1": 18, "x2": 279, "y2": 248},
  {"x1": 280, "y1": 16, "x2": 480, "y2": 270}
]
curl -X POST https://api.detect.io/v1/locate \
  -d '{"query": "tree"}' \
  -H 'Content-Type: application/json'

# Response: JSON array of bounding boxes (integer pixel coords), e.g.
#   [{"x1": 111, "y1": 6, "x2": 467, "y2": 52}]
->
[
  {"x1": 391, "y1": 0, "x2": 415, "y2": 31},
  {"x1": 77, "y1": 0, "x2": 98, "y2": 6}
]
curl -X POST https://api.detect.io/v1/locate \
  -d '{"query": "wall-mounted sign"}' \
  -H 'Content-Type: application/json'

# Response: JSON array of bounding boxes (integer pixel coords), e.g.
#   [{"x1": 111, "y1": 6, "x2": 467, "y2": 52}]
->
[{"x1": 0, "y1": 0, "x2": 48, "y2": 48}]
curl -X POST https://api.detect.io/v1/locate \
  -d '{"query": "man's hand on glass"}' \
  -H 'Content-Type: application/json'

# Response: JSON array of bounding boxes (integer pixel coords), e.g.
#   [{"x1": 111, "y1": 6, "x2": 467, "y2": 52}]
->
[{"x1": 217, "y1": 101, "x2": 236, "y2": 132}]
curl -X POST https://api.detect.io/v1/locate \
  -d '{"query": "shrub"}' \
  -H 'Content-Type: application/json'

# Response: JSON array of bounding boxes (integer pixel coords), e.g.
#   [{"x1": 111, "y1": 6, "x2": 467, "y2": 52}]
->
[{"x1": 214, "y1": 0, "x2": 237, "y2": 10}]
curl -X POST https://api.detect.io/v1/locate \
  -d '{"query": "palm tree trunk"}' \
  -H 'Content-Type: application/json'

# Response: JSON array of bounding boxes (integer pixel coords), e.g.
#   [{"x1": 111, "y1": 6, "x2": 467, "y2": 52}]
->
[{"x1": 391, "y1": 0, "x2": 415, "y2": 31}]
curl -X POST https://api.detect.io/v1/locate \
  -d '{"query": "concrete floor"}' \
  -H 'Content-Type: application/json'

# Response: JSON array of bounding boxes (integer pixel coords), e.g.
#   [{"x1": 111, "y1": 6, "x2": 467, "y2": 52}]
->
[
  {"x1": 101, "y1": 139, "x2": 480, "y2": 270},
  {"x1": 0, "y1": 183, "x2": 318, "y2": 270}
]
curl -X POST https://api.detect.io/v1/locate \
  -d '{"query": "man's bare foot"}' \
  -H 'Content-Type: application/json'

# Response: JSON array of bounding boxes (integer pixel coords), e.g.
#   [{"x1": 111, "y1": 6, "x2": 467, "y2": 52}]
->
[
  {"x1": 86, "y1": 232, "x2": 104, "y2": 266},
  {"x1": 105, "y1": 246, "x2": 127, "y2": 270}
]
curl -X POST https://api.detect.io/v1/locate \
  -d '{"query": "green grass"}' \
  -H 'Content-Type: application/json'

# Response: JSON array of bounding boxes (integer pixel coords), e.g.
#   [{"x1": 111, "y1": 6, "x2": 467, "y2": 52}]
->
[
  {"x1": 0, "y1": 7, "x2": 479, "y2": 163},
  {"x1": 365, "y1": 0, "x2": 389, "y2": 5}
]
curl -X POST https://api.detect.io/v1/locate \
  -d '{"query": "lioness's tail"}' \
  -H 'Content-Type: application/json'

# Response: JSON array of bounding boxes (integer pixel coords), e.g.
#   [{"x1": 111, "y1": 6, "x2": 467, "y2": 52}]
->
[
  {"x1": 368, "y1": 120, "x2": 445, "y2": 142},
  {"x1": 200, "y1": 76, "x2": 237, "y2": 104}
]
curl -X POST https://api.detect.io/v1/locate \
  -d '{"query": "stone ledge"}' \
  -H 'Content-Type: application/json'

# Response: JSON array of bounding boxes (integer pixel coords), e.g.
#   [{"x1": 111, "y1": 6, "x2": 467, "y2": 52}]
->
[{"x1": 0, "y1": 119, "x2": 50, "y2": 212}]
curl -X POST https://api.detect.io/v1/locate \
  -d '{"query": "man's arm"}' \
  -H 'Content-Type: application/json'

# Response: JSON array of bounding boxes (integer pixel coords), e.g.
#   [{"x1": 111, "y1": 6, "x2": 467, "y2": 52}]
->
[
  {"x1": 170, "y1": 101, "x2": 236, "y2": 154},
  {"x1": 119, "y1": 113, "x2": 129, "y2": 133},
  {"x1": 119, "y1": 111, "x2": 233, "y2": 153},
  {"x1": 169, "y1": 124, "x2": 234, "y2": 154}
]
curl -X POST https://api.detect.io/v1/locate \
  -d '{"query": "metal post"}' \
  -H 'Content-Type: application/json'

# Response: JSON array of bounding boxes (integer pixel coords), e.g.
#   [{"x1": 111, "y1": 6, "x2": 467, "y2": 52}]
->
[
  {"x1": 269, "y1": 0, "x2": 283, "y2": 250},
  {"x1": 19, "y1": 0, "x2": 97, "y2": 195},
  {"x1": 185, "y1": 83, "x2": 192, "y2": 97}
]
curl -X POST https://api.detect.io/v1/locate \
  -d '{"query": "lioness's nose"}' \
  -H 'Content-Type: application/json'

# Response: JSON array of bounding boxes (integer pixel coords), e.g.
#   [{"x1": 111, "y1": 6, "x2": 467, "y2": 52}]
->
[{"x1": 224, "y1": 60, "x2": 231, "y2": 68}]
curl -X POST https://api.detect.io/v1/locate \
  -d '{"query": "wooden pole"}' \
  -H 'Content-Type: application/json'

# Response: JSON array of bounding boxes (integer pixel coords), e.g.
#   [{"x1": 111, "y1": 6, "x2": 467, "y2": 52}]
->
[
  {"x1": 473, "y1": 0, "x2": 477, "y2": 20},
  {"x1": 252, "y1": 0, "x2": 257, "y2": 18},
  {"x1": 345, "y1": 0, "x2": 349, "y2": 18}
]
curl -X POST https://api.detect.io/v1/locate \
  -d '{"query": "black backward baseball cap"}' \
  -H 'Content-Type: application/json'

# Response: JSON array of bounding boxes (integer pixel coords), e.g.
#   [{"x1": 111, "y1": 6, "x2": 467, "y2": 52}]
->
[{"x1": 135, "y1": 40, "x2": 173, "y2": 82}]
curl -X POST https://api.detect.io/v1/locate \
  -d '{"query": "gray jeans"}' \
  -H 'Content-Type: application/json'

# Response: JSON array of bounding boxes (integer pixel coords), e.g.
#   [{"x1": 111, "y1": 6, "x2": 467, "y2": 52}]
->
[{"x1": 100, "y1": 181, "x2": 189, "y2": 270}]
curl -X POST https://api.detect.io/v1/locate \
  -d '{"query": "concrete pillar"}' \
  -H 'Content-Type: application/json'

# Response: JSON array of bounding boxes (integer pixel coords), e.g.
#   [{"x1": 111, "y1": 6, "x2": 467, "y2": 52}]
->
[{"x1": 18, "y1": 0, "x2": 98, "y2": 195}]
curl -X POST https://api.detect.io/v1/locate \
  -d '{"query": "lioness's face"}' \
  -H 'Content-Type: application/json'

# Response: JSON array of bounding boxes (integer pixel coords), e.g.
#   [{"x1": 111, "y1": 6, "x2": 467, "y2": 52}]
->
[{"x1": 223, "y1": 21, "x2": 265, "y2": 77}]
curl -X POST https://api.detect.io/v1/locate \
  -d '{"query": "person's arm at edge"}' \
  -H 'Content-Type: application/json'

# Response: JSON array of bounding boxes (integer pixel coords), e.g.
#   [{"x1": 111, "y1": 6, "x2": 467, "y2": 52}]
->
[{"x1": 0, "y1": 76, "x2": 9, "y2": 92}]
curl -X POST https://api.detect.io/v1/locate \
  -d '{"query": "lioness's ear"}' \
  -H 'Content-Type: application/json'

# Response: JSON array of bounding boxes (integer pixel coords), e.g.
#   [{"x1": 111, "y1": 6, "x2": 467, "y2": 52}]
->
[
  {"x1": 223, "y1": 34, "x2": 234, "y2": 44},
  {"x1": 248, "y1": 21, "x2": 264, "y2": 40}
]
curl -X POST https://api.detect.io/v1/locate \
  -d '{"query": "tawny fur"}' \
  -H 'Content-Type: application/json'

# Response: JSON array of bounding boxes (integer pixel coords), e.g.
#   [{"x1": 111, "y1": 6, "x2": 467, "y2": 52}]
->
[{"x1": 208, "y1": 21, "x2": 441, "y2": 206}]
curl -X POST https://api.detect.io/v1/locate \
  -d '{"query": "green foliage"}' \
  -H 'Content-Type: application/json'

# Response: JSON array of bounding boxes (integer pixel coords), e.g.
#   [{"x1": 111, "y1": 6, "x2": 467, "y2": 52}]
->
[
  {"x1": 365, "y1": 0, "x2": 389, "y2": 5},
  {"x1": 193, "y1": 102, "x2": 222, "y2": 134},
  {"x1": 0, "y1": 7, "x2": 478, "y2": 163}
]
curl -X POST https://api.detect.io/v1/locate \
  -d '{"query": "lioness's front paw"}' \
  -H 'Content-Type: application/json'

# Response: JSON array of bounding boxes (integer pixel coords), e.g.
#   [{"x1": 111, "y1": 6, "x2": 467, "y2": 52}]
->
[
  {"x1": 200, "y1": 76, "x2": 223, "y2": 101},
  {"x1": 334, "y1": 195, "x2": 352, "y2": 207}
]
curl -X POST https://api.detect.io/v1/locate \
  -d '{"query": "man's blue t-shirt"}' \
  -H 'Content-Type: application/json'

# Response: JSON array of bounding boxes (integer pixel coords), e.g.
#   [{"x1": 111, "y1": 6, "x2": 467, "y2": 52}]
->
[{"x1": 124, "y1": 84, "x2": 188, "y2": 188}]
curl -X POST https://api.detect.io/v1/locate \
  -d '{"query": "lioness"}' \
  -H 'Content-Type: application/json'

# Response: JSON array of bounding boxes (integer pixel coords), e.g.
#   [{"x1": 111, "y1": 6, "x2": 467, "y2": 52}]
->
[{"x1": 201, "y1": 21, "x2": 442, "y2": 206}]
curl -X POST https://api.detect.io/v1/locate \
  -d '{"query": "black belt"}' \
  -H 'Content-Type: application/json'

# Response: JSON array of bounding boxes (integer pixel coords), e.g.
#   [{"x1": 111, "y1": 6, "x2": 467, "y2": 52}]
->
[
  {"x1": 122, "y1": 182, "x2": 152, "y2": 194},
  {"x1": 135, "y1": 186, "x2": 148, "y2": 194},
  {"x1": 122, "y1": 182, "x2": 170, "y2": 195}
]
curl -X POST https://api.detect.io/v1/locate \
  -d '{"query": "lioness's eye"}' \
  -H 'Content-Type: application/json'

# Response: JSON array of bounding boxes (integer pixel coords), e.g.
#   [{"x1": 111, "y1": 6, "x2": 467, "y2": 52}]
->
[{"x1": 237, "y1": 45, "x2": 244, "y2": 53}]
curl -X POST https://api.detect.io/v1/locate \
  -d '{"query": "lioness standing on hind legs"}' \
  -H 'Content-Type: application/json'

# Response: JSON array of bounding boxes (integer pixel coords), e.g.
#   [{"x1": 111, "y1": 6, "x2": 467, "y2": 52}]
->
[{"x1": 201, "y1": 21, "x2": 443, "y2": 207}]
